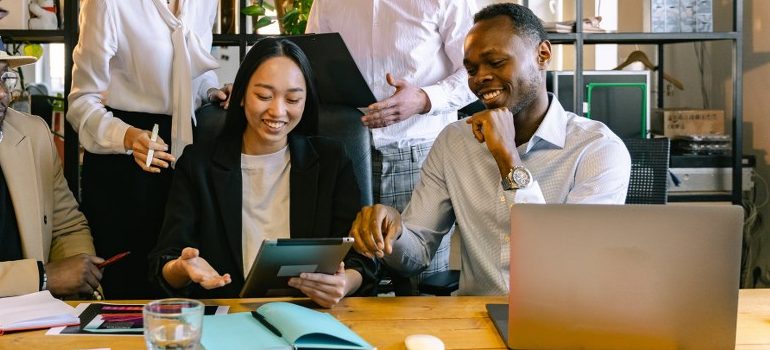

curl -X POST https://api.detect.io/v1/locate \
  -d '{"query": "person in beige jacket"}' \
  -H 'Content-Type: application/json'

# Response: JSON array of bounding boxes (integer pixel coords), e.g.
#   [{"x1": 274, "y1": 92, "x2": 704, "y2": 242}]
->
[{"x1": 0, "y1": 43, "x2": 104, "y2": 298}]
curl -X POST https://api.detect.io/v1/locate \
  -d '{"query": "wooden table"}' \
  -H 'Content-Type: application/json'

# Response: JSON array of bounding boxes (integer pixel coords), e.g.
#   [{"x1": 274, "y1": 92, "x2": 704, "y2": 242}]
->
[{"x1": 1, "y1": 289, "x2": 768, "y2": 350}]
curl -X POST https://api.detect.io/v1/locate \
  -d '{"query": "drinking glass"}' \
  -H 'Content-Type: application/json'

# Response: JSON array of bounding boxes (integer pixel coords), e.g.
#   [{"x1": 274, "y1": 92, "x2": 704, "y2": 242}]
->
[{"x1": 143, "y1": 298, "x2": 204, "y2": 350}]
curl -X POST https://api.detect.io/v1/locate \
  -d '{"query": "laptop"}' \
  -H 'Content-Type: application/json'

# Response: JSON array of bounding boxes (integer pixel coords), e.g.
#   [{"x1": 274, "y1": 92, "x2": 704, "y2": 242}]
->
[{"x1": 488, "y1": 204, "x2": 743, "y2": 349}]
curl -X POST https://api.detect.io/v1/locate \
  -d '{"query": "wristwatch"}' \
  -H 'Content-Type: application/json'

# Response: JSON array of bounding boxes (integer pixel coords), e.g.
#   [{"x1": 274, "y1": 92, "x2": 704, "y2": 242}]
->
[{"x1": 501, "y1": 166, "x2": 533, "y2": 190}]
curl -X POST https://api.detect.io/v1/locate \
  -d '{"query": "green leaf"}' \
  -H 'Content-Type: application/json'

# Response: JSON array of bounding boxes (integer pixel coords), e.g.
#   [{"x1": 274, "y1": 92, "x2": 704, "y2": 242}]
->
[
  {"x1": 262, "y1": 1, "x2": 275, "y2": 11},
  {"x1": 241, "y1": 5, "x2": 266, "y2": 16},
  {"x1": 281, "y1": 8, "x2": 299, "y2": 21},
  {"x1": 255, "y1": 16, "x2": 274, "y2": 29}
]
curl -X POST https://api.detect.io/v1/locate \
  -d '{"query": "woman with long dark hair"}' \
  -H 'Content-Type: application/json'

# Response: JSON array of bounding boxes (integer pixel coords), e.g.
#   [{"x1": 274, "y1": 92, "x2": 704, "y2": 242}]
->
[{"x1": 149, "y1": 38, "x2": 377, "y2": 307}]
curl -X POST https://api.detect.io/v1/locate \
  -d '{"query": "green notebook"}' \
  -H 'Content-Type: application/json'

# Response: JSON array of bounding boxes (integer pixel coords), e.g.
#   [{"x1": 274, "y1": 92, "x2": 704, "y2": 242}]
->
[{"x1": 200, "y1": 302, "x2": 374, "y2": 350}]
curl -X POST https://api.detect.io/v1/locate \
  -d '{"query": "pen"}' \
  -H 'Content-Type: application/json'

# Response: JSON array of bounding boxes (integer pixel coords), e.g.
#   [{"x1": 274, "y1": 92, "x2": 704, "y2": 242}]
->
[
  {"x1": 145, "y1": 123, "x2": 159, "y2": 168},
  {"x1": 97, "y1": 251, "x2": 131, "y2": 269},
  {"x1": 251, "y1": 311, "x2": 282, "y2": 337}
]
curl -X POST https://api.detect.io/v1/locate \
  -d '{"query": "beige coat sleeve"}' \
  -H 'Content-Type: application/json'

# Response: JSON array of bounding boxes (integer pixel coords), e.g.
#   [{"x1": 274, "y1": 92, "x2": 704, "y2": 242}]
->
[
  {"x1": 47, "y1": 146, "x2": 95, "y2": 262},
  {"x1": 0, "y1": 259, "x2": 41, "y2": 296}
]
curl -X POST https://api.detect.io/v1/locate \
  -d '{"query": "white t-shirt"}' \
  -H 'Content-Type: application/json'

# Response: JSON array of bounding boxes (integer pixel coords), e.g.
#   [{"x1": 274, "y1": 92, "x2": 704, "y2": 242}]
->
[{"x1": 240, "y1": 146, "x2": 291, "y2": 277}]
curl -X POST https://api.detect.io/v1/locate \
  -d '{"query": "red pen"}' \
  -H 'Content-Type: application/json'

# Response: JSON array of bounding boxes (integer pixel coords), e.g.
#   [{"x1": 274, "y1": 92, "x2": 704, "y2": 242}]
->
[{"x1": 97, "y1": 251, "x2": 131, "y2": 269}]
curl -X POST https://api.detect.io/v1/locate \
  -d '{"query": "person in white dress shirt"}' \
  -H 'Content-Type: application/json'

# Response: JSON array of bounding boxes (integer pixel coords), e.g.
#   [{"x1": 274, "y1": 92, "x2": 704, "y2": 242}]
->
[
  {"x1": 349, "y1": 3, "x2": 631, "y2": 295},
  {"x1": 67, "y1": 0, "x2": 230, "y2": 298},
  {"x1": 306, "y1": 0, "x2": 479, "y2": 295}
]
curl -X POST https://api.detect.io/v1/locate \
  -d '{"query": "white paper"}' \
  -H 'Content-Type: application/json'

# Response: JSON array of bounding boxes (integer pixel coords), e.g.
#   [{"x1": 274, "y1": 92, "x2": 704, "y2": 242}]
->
[{"x1": 0, "y1": 291, "x2": 79, "y2": 332}]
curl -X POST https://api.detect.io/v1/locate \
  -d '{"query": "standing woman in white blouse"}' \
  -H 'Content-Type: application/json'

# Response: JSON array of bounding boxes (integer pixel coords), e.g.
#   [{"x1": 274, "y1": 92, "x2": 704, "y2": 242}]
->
[{"x1": 67, "y1": 0, "x2": 230, "y2": 298}]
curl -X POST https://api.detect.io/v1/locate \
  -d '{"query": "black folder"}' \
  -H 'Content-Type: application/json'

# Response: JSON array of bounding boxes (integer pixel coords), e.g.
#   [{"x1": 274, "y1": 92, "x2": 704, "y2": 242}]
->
[{"x1": 282, "y1": 33, "x2": 376, "y2": 107}]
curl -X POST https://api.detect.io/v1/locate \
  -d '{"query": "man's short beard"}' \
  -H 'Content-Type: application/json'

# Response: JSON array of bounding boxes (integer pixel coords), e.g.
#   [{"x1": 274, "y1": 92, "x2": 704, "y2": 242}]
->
[{"x1": 509, "y1": 70, "x2": 543, "y2": 116}]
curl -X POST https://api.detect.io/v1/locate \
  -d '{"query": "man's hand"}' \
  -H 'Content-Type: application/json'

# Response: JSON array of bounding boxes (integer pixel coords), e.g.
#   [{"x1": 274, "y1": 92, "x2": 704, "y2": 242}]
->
[
  {"x1": 466, "y1": 108, "x2": 518, "y2": 178},
  {"x1": 123, "y1": 127, "x2": 176, "y2": 173},
  {"x1": 288, "y1": 263, "x2": 361, "y2": 308},
  {"x1": 45, "y1": 254, "x2": 104, "y2": 297},
  {"x1": 162, "y1": 247, "x2": 231, "y2": 290},
  {"x1": 207, "y1": 83, "x2": 233, "y2": 109},
  {"x1": 349, "y1": 204, "x2": 402, "y2": 258},
  {"x1": 361, "y1": 74, "x2": 431, "y2": 129}
]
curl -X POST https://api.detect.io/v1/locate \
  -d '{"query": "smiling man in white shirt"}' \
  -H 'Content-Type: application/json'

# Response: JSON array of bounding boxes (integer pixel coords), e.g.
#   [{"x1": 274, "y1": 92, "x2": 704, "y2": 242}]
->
[
  {"x1": 349, "y1": 3, "x2": 631, "y2": 295},
  {"x1": 306, "y1": 0, "x2": 478, "y2": 294}
]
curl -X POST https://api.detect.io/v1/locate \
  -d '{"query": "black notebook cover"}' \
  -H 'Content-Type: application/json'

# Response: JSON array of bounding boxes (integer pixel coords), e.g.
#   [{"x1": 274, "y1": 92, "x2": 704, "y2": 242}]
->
[{"x1": 282, "y1": 33, "x2": 376, "y2": 107}]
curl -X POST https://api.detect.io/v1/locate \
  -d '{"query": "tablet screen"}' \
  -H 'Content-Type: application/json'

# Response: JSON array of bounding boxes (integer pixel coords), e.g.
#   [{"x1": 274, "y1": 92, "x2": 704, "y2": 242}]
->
[{"x1": 239, "y1": 237, "x2": 354, "y2": 298}]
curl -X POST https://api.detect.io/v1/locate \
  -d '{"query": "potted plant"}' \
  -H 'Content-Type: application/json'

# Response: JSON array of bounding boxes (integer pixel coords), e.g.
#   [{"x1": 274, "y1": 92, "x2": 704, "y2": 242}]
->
[
  {"x1": 241, "y1": 0, "x2": 275, "y2": 33},
  {"x1": 278, "y1": 0, "x2": 312, "y2": 35}
]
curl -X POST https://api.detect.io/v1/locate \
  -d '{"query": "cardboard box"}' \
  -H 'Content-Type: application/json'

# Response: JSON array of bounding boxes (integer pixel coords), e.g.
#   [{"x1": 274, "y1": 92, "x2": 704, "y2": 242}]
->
[
  {"x1": 652, "y1": 108, "x2": 725, "y2": 137},
  {"x1": 0, "y1": 0, "x2": 30, "y2": 29}
]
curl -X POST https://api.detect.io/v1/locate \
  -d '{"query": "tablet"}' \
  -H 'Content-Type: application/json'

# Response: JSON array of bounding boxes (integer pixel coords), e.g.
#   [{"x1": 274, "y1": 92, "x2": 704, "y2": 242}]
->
[{"x1": 239, "y1": 237, "x2": 354, "y2": 298}]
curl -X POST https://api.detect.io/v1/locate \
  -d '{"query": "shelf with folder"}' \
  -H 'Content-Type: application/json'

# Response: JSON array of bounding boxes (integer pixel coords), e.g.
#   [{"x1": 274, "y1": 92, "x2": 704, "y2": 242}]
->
[
  {"x1": 0, "y1": 30, "x2": 65, "y2": 43},
  {"x1": 583, "y1": 32, "x2": 740, "y2": 44},
  {"x1": 548, "y1": 32, "x2": 739, "y2": 45}
]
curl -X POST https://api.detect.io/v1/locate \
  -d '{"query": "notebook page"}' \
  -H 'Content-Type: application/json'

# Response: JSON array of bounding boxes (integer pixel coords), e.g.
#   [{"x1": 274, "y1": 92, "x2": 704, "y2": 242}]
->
[{"x1": 0, "y1": 291, "x2": 79, "y2": 331}]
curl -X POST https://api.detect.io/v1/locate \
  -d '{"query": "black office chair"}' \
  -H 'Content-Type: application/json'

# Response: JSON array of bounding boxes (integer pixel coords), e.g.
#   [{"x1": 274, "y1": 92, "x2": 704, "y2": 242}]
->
[
  {"x1": 30, "y1": 95, "x2": 59, "y2": 127},
  {"x1": 193, "y1": 103, "x2": 373, "y2": 206},
  {"x1": 193, "y1": 103, "x2": 227, "y2": 143},
  {"x1": 418, "y1": 269, "x2": 460, "y2": 296},
  {"x1": 458, "y1": 99, "x2": 485, "y2": 119},
  {"x1": 317, "y1": 104, "x2": 373, "y2": 206},
  {"x1": 622, "y1": 137, "x2": 671, "y2": 204}
]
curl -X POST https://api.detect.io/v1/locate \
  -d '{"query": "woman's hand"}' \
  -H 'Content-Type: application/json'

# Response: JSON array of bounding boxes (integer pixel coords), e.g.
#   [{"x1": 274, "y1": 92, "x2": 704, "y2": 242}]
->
[
  {"x1": 123, "y1": 127, "x2": 176, "y2": 173},
  {"x1": 208, "y1": 83, "x2": 233, "y2": 109},
  {"x1": 162, "y1": 247, "x2": 232, "y2": 290},
  {"x1": 288, "y1": 263, "x2": 362, "y2": 308}
]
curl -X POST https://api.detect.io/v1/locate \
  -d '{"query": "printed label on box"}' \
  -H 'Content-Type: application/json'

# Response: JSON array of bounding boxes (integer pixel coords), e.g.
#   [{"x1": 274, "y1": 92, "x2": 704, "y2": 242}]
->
[{"x1": 652, "y1": 109, "x2": 725, "y2": 137}]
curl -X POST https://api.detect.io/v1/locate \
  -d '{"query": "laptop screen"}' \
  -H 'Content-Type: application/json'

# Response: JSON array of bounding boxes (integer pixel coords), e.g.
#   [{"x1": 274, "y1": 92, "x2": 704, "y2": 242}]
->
[{"x1": 492, "y1": 204, "x2": 742, "y2": 349}]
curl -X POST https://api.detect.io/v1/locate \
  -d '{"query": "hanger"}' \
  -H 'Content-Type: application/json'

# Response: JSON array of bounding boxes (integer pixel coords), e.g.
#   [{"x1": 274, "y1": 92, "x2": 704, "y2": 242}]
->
[{"x1": 613, "y1": 50, "x2": 684, "y2": 90}]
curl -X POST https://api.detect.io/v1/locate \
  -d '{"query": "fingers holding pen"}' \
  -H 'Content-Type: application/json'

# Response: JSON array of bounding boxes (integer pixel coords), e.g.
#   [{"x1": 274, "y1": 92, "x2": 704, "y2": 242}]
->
[{"x1": 126, "y1": 127, "x2": 176, "y2": 174}]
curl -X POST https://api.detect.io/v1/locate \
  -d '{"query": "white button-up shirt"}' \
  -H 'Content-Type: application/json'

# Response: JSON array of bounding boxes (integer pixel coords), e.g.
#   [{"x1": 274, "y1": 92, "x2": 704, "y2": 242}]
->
[
  {"x1": 68, "y1": 0, "x2": 219, "y2": 154},
  {"x1": 306, "y1": 0, "x2": 478, "y2": 149},
  {"x1": 385, "y1": 95, "x2": 632, "y2": 295}
]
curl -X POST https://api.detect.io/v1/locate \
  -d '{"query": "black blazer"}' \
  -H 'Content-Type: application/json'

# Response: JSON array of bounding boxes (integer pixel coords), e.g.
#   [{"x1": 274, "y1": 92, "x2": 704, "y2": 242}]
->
[{"x1": 149, "y1": 133, "x2": 378, "y2": 298}]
